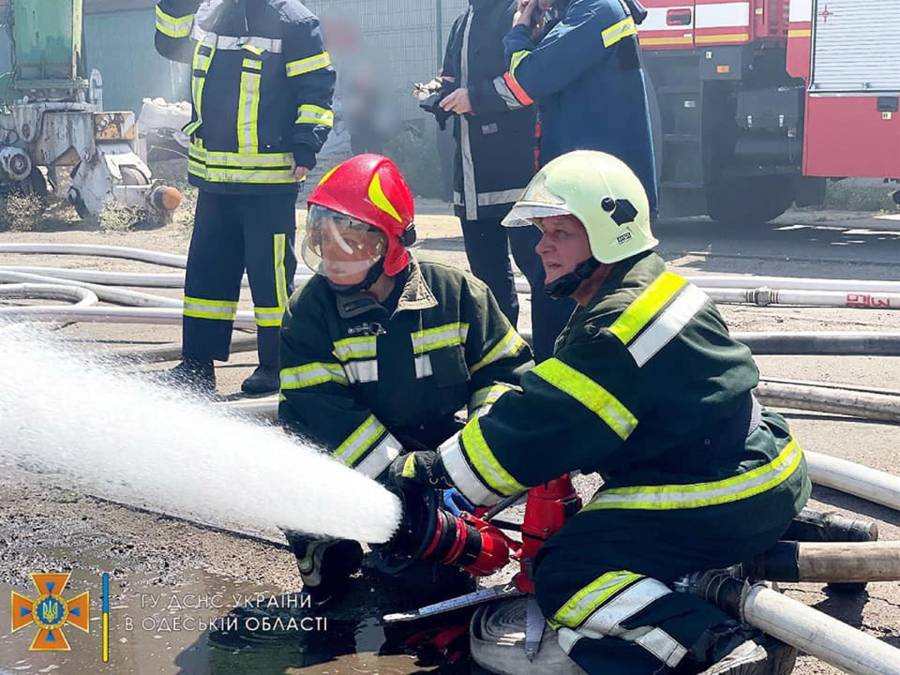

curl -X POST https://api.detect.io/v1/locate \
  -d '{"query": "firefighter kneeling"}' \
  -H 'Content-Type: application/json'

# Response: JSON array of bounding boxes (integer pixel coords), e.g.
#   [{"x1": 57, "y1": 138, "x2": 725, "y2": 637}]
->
[{"x1": 387, "y1": 151, "x2": 812, "y2": 675}]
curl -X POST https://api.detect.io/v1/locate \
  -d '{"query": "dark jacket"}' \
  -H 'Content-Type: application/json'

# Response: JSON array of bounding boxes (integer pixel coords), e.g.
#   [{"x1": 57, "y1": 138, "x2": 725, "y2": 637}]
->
[
  {"x1": 503, "y1": 0, "x2": 658, "y2": 213},
  {"x1": 442, "y1": 0, "x2": 537, "y2": 222},
  {"x1": 436, "y1": 252, "x2": 810, "y2": 531},
  {"x1": 278, "y1": 257, "x2": 534, "y2": 479},
  {"x1": 155, "y1": 0, "x2": 335, "y2": 194}
]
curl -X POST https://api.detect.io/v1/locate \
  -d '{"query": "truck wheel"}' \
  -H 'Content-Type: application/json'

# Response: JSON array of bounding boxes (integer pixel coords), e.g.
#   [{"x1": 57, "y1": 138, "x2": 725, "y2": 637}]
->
[{"x1": 707, "y1": 176, "x2": 796, "y2": 226}]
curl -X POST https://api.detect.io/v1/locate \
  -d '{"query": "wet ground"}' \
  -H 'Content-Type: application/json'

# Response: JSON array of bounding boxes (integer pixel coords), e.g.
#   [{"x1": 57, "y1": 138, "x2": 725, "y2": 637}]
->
[{"x1": 1, "y1": 206, "x2": 900, "y2": 673}]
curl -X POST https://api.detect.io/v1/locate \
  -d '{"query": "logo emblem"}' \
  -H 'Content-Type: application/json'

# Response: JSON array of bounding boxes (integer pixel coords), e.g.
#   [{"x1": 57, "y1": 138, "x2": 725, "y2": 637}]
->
[{"x1": 11, "y1": 573, "x2": 90, "y2": 651}]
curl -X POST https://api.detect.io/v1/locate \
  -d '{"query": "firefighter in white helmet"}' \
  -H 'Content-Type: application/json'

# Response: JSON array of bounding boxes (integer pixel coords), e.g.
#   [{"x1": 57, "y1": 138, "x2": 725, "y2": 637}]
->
[{"x1": 390, "y1": 150, "x2": 810, "y2": 674}]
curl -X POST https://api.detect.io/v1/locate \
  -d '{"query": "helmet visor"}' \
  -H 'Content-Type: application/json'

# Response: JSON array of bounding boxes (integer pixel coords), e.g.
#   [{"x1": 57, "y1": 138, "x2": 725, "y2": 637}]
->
[
  {"x1": 501, "y1": 172, "x2": 571, "y2": 228},
  {"x1": 302, "y1": 205, "x2": 387, "y2": 282}
]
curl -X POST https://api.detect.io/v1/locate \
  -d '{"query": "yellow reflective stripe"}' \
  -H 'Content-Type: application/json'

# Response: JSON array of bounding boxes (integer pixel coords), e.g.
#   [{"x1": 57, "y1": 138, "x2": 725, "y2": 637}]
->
[
  {"x1": 237, "y1": 61, "x2": 261, "y2": 154},
  {"x1": 189, "y1": 142, "x2": 294, "y2": 168},
  {"x1": 411, "y1": 322, "x2": 469, "y2": 355},
  {"x1": 183, "y1": 296, "x2": 238, "y2": 321},
  {"x1": 470, "y1": 328, "x2": 527, "y2": 374},
  {"x1": 188, "y1": 161, "x2": 297, "y2": 184},
  {"x1": 602, "y1": 16, "x2": 637, "y2": 48},
  {"x1": 461, "y1": 416, "x2": 526, "y2": 497},
  {"x1": 280, "y1": 362, "x2": 348, "y2": 390},
  {"x1": 242, "y1": 44, "x2": 265, "y2": 56},
  {"x1": 532, "y1": 358, "x2": 637, "y2": 441},
  {"x1": 586, "y1": 438, "x2": 804, "y2": 511},
  {"x1": 254, "y1": 306, "x2": 284, "y2": 327},
  {"x1": 335, "y1": 415, "x2": 386, "y2": 467},
  {"x1": 469, "y1": 383, "x2": 514, "y2": 413},
  {"x1": 286, "y1": 51, "x2": 332, "y2": 77},
  {"x1": 509, "y1": 49, "x2": 530, "y2": 77},
  {"x1": 609, "y1": 271, "x2": 687, "y2": 346},
  {"x1": 184, "y1": 41, "x2": 214, "y2": 136},
  {"x1": 242, "y1": 58, "x2": 263, "y2": 71},
  {"x1": 296, "y1": 105, "x2": 334, "y2": 127},
  {"x1": 333, "y1": 336, "x2": 377, "y2": 361},
  {"x1": 155, "y1": 6, "x2": 193, "y2": 38},
  {"x1": 550, "y1": 571, "x2": 643, "y2": 629},
  {"x1": 274, "y1": 234, "x2": 289, "y2": 309}
]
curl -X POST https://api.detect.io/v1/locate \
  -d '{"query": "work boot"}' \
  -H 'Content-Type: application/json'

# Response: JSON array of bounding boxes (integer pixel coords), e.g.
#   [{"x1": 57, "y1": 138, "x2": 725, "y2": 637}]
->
[
  {"x1": 241, "y1": 366, "x2": 279, "y2": 396},
  {"x1": 699, "y1": 640, "x2": 768, "y2": 675},
  {"x1": 159, "y1": 358, "x2": 216, "y2": 396},
  {"x1": 285, "y1": 533, "x2": 364, "y2": 609}
]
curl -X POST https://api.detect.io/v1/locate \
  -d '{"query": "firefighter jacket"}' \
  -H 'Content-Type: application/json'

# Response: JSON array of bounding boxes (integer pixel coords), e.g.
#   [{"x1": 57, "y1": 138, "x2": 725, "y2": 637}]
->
[
  {"x1": 436, "y1": 252, "x2": 811, "y2": 523},
  {"x1": 442, "y1": 0, "x2": 537, "y2": 222},
  {"x1": 502, "y1": 0, "x2": 659, "y2": 213},
  {"x1": 155, "y1": 0, "x2": 335, "y2": 194},
  {"x1": 278, "y1": 257, "x2": 534, "y2": 480}
]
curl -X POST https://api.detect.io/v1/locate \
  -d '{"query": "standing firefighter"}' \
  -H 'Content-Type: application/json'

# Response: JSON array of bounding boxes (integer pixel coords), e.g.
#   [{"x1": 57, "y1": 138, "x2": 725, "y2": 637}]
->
[
  {"x1": 389, "y1": 151, "x2": 810, "y2": 674},
  {"x1": 504, "y1": 0, "x2": 658, "y2": 213},
  {"x1": 278, "y1": 154, "x2": 533, "y2": 605},
  {"x1": 155, "y1": 0, "x2": 335, "y2": 394}
]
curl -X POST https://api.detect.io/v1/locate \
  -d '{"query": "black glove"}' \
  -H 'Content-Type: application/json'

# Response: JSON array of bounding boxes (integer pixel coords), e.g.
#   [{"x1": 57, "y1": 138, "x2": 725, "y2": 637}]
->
[{"x1": 388, "y1": 451, "x2": 455, "y2": 491}]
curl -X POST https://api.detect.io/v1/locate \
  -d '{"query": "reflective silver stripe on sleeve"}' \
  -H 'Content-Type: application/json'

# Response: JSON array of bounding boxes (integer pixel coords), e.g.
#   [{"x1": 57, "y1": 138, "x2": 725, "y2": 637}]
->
[
  {"x1": 344, "y1": 359, "x2": 378, "y2": 384},
  {"x1": 557, "y1": 627, "x2": 586, "y2": 655},
  {"x1": 438, "y1": 433, "x2": 499, "y2": 506},
  {"x1": 354, "y1": 434, "x2": 403, "y2": 479},
  {"x1": 627, "y1": 284, "x2": 709, "y2": 367},
  {"x1": 631, "y1": 628, "x2": 688, "y2": 668},
  {"x1": 492, "y1": 75, "x2": 524, "y2": 110}
]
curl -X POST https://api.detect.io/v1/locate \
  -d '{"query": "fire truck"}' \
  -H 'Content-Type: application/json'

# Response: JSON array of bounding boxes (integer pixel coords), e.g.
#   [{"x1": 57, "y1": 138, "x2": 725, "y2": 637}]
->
[{"x1": 638, "y1": 0, "x2": 900, "y2": 222}]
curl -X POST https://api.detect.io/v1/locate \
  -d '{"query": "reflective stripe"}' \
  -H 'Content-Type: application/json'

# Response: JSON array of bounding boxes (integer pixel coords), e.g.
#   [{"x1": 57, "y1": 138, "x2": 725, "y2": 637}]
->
[
  {"x1": 459, "y1": 11, "x2": 478, "y2": 221},
  {"x1": 586, "y1": 437, "x2": 804, "y2": 511},
  {"x1": 414, "y1": 354, "x2": 433, "y2": 379},
  {"x1": 335, "y1": 415, "x2": 386, "y2": 468},
  {"x1": 502, "y1": 71, "x2": 533, "y2": 107},
  {"x1": 192, "y1": 26, "x2": 282, "y2": 53},
  {"x1": 411, "y1": 322, "x2": 469, "y2": 355},
  {"x1": 602, "y1": 16, "x2": 638, "y2": 48},
  {"x1": 453, "y1": 189, "x2": 524, "y2": 207},
  {"x1": 628, "y1": 284, "x2": 708, "y2": 367},
  {"x1": 460, "y1": 416, "x2": 526, "y2": 497},
  {"x1": 333, "y1": 337, "x2": 377, "y2": 362},
  {"x1": 183, "y1": 296, "x2": 238, "y2": 321},
  {"x1": 509, "y1": 49, "x2": 530, "y2": 77},
  {"x1": 553, "y1": 575, "x2": 687, "y2": 668},
  {"x1": 439, "y1": 433, "x2": 500, "y2": 506},
  {"x1": 238, "y1": 60, "x2": 262, "y2": 154},
  {"x1": 557, "y1": 627, "x2": 585, "y2": 655},
  {"x1": 468, "y1": 383, "x2": 515, "y2": 417},
  {"x1": 280, "y1": 362, "x2": 348, "y2": 389},
  {"x1": 155, "y1": 6, "x2": 193, "y2": 38},
  {"x1": 189, "y1": 161, "x2": 298, "y2": 184},
  {"x1": 470, "y1": 328, "x2": 527, "y2": 374},
  {"x1": 551, "y1": 571, "x2": 643, "y2": 627},
  {"x1": 286, "y1": 51, "x2": 332, "y2": 77},
  {"x1": 254, "y1": 306, "x2": 284, "y2": 327},
  {"x1": 344, "y1": 360, "x2": 378, "y2": 384},
  {"x1": 184, "y1": 41, "x2": 215, "y2": 136},
  {"x1": 492, "y1": 74, "x2": 524, "y2": 109},
  {"x1": 355, "y1": 434, "x2": 403, "y2": 479},
  {"x1": 296, "y1": 104, "x2": 334, "y2": 127},
  {"x1": 274, "y1": 234, "x2": 290, "y2": 310},
  {"x1": 189, "y1": 143, "x2": 294, "y2": 168},
  {"x1": 532, "y1": 358, "x2": 638, "y2": 441},
  {"x1": 610, "y1": 271, "x2": 687, "y2": 346}
]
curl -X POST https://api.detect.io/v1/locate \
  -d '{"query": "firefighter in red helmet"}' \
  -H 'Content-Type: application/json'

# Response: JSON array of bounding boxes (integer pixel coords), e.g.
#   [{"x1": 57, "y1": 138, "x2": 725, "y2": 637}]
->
[{"x1": 278, "y1": 154, "x2": 533, "y2": 606}]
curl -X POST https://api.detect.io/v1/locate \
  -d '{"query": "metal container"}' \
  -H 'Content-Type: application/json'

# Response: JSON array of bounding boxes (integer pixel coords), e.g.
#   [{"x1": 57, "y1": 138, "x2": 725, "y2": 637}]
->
[{"x1": 11, "y1": 0, "x2": 84, "y2": 86}]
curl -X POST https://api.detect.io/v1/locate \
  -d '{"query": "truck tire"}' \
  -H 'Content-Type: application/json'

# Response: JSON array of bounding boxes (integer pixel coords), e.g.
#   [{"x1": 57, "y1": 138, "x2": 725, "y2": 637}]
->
[{"x1": 707, "y1": 176, "x2": 796, "y2": 226}]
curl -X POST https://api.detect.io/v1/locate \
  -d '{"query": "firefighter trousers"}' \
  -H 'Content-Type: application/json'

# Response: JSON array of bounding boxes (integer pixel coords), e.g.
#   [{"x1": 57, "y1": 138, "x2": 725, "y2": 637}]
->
[
  {"x1": 532, "y1": 491, "x2": 802, "y2": 673},
  {"x1": 182, "y1": 190, "x2": 298, "y2": 367},
  {"x1": 460, "y1": 217, "x2": 574, "y2": 362}
]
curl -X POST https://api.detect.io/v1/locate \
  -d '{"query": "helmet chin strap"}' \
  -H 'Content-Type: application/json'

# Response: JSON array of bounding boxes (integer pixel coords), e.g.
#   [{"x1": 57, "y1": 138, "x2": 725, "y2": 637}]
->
[
  {"x1": 327, "y1": 259, "x2": 386, "y2": 295},
  {"x1": 544, "y1": 257, "x2": 601, "y2": 299}
]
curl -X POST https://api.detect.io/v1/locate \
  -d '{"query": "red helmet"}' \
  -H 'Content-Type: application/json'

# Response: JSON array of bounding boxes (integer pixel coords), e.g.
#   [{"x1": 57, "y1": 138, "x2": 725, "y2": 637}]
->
[{"x1": 307, "y1": 154, "x2": 415, "y2": 276}]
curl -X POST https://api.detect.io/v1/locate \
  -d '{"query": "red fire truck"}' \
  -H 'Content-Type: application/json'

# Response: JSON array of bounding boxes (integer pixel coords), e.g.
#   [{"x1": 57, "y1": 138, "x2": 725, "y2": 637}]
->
[{"x1": 638, "y1": 0, "x2": 900, "y2": 222}]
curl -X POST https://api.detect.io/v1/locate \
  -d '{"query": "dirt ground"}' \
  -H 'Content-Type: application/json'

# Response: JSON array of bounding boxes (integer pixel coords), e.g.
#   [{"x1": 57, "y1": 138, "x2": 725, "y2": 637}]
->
[{"x1": 1, "y1": 200, "x2": 899, "y2": 674}]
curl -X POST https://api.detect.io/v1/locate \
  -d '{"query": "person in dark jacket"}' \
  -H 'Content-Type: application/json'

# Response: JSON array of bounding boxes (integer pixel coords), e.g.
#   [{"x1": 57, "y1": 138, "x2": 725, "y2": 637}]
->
[
  {"x1": 155, "y1": 0, "x2": 335, "y2": 395},
  {"x1": 430, "y1": 0, "x2": 574, "y2": 362},
  {"x1": 390, "y1": 152, "x2": 810, "y2": 674},
  {"x1": 503, "y1": 0, "x2": 658, "y2": 213},
  {"x1": 279, "y1": 154, "x2": 533, "y2": 606}
]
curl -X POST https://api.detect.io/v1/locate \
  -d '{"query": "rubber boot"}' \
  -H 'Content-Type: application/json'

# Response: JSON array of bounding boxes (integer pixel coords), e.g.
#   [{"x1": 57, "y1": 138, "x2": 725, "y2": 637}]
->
[
  {"x1": 159, "y1": 358, "x2": 216, "y2": 396},
  {"x1": 699, "y1": 640, "x2": 768, "y2": 675},
  {"x1": 241, "y1": 365, "x2": 279, "y2": 395},
  {"x1": 284, "y1": 532, "x2": 363, "y2": 608}
]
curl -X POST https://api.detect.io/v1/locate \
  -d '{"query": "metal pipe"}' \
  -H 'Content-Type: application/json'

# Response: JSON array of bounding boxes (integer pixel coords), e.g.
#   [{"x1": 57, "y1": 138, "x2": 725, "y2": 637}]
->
[{"x1": 806, "y1": 451, "x2": 900, "y2": 513}]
